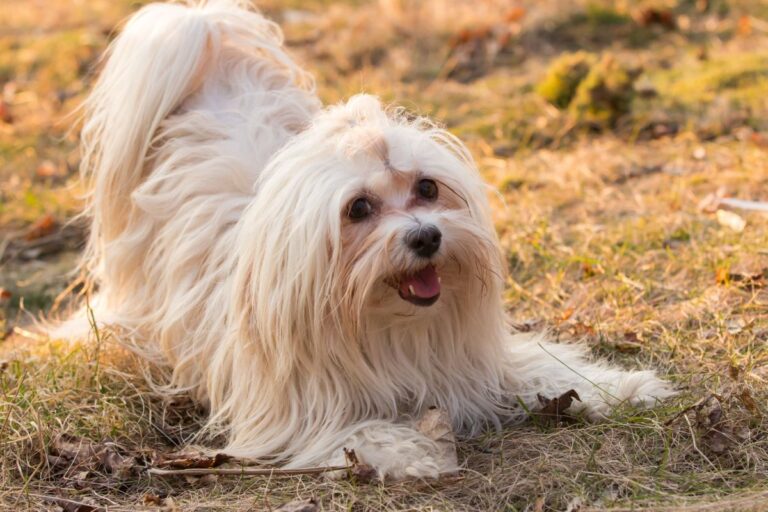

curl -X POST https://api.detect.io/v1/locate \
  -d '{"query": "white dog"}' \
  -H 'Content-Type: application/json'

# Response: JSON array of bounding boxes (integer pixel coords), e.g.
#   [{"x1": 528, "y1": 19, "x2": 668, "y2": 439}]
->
[{"x1": 66, "y1": 0, "x2": 674, "y2": 480}]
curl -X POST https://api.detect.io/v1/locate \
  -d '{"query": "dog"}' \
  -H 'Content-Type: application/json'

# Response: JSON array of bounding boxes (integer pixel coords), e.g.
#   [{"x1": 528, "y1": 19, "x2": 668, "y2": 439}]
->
[{"x1": 63, "y1": 0, "x2": 675, "y2": 480}]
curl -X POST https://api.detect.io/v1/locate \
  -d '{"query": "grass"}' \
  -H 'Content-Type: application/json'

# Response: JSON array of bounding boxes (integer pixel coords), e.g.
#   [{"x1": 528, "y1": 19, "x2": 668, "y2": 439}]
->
[{"x1": 2, "y1": 0, "x2": 768, "y2": 510}]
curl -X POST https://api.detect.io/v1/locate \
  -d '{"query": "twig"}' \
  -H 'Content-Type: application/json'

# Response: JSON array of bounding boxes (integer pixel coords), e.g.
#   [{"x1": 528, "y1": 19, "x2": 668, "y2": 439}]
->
[
  {"x1": 718, "y1": 197, "x2": 768, "y2": 213},
  {"x1": 147, "y1": 464, "x2": 350, "y2": 477}
]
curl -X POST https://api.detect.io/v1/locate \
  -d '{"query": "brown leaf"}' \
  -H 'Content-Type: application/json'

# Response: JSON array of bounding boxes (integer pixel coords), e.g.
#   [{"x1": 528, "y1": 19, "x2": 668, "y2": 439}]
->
[
  {"x1": 724, "y1": 256, "x2": 768, "y2": 289},
  {"x1": 715, "y1": 266, "x2": 730, "y2": 285},
  {"x1": 415, "y1": 407, "x2": 458, "y2": 471},
  {"x1": 636, "y1": 8, "x2": 676, "y2": 29},
  {"x1": 698, "y1": 192, "x2": 722, "y2": 213},
  {"x1": 45, "y1": 496, "x2": 103, "y2": 512},
  {"x1": 154, "y1": 450, "x2": 232, "y2": 469},
  {"x1": 36, "y1": 160, "x2": 62, "y2": 179},
  {"x1": 737, "y1": 15, "x2": 752, "y2": 36},
  {"x1": 275, "y1": 498, "x2": 319, "y2": 512},
  {"x1": 100, "y1": 447, "x2": 134, "y2": 478},
  {"x1": 24, "y1": 213, "x2": 58, "y2": 241},
  {"x1": 51, "y1": 433, "x2": 99, "y2": 465},
  {"x1": 535, "y1": 389, "x2": 581, "y2": 423},
  {"x1": 343, "y1": 448, "x2": 377, "y2": 483},
  {"x1": 512, "y1": 318, "x2": 544, "y2": 333},
  {"x1": 570, "y1": 322, "x2": 596, "y2": 337},
  {"x1": 0, "y1": 288, "x2": 11, "y2": 301},
  {"x1": 48, "y1": 433, "x2": 138, "y2": 482},
  {"x1": 610, "y1": 331, "x2": 643, "y2": 352},
  {"x1": 504, "y1": 7, "x2": 526, "y2": 23},
  {"x1": 694, "y1": 396, "x2": 752, "y2": 456},
  {"x1": 142, "y1": 493, "x2": 165, "y2": 506},
  {"x1": 558, "y1": 307, "x2": 575, "y2": 324},
  {"x1": 738, "y1": 388, "x2": 762, "y2": 419},
  {"x1": 0, "y1": 99, "x2": 12, "y2": 124}
]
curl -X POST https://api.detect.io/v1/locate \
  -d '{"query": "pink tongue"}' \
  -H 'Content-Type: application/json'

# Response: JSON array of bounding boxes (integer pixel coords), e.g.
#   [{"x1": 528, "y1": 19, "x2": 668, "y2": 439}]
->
[{"x1": 399, "y1": 265, "x2": 441, "y2": 299}]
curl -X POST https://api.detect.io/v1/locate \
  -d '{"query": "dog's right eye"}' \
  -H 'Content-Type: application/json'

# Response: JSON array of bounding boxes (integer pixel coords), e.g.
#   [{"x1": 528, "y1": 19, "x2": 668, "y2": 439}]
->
[{"x1": 348, "y1": 197, "x2": 373, "y2": 221}]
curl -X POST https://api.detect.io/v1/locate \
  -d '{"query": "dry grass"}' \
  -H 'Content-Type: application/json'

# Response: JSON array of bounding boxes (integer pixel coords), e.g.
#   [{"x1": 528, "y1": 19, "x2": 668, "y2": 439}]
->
[{"x1": 2, "y1": 0, "x2": 768, "y2": 510}]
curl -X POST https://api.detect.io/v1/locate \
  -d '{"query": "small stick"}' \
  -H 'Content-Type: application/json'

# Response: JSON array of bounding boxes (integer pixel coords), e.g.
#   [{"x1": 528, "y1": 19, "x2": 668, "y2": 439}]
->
[
  {"x1": 719, "y1": 198, "x2": 768, "y2": 213},
  {"x1": 147, "y1": 464, "x2": 350, "y2": 477}
]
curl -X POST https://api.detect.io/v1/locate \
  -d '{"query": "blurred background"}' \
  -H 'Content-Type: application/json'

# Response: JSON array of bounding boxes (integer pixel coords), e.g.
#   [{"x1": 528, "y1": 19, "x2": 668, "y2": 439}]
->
[{"x1": 1, "y1": 0, "x2": 767, "y2": 346}]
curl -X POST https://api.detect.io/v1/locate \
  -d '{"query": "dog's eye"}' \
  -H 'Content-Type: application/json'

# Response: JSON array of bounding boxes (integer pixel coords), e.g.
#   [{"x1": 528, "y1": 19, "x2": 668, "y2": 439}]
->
[
  {"x1": 417, "y1": 179, "x2": 438, "y2": 201},
  {"x1": 348, "y1": 197, "x2": 373, "y2": 220}
]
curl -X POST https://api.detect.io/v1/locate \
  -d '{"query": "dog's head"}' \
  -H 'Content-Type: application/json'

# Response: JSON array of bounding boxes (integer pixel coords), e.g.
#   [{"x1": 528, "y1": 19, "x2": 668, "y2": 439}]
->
[{"x1": 236, "y1": 95, "x2": 504, "y2": 351}]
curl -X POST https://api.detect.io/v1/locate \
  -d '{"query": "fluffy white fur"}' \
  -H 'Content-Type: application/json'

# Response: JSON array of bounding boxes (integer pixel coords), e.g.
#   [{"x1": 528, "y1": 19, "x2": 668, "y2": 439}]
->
[{"x1": 62, "y1": 0, "x2": 675, "y2": 480}]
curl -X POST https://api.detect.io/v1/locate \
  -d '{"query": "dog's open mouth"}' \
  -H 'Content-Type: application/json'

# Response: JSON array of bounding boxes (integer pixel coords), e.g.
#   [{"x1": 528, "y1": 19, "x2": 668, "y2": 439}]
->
[{"x1": 397, "y1": 264, "x2": 441, "y2": 306}]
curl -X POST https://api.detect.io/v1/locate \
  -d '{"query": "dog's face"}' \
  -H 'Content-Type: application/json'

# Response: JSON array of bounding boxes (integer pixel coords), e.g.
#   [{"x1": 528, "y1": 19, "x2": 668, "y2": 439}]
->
[{"x1": 244, "y1": 95, "x2": 503, "y2": 340}]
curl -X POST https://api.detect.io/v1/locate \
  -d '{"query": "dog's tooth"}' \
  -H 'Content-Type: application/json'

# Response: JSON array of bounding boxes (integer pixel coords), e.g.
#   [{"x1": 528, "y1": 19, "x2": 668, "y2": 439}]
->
[
  {"x1": 437, "y1": 277, "x2": 442, "y2": 283},
  {"x1": 408, "y1": 285, "x2": 416, "y2": 296}
]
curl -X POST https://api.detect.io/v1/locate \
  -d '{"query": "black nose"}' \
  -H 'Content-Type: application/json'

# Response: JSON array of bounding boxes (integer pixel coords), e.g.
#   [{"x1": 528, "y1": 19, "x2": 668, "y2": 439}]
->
[{"x1": 406, "y1": 224, "x2": 442, "y2": 258}]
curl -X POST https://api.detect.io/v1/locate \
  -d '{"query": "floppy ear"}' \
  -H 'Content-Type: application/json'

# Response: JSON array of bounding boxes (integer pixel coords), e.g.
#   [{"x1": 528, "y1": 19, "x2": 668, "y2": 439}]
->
[{"x1": 228, "y1": 148, "x2": 352, "y2": 380}]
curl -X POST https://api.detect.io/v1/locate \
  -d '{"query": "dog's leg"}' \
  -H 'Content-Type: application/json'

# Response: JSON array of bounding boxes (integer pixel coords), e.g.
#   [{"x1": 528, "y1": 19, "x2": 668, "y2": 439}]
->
[
  {"x1": 504, "y1": 334, "x2": 675, "y2": 420},
  {"x1": 318, "y1": 420, "x2": 458, "y2": 481}
]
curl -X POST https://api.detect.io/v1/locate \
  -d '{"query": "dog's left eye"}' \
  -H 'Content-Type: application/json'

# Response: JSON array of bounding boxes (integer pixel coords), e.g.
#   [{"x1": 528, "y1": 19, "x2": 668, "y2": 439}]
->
[
  {"x1": 348, "y1": 197, "x2": 373, "y2": 221},
  {"x1": 417, "y1": 179, "x2": 438, "y2": 201}
]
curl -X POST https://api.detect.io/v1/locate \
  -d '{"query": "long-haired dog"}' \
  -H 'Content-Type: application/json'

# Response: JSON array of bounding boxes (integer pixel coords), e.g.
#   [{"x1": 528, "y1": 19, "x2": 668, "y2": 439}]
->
[{"x1": 64, "y1": 0, "x2": 674, "y2": 480}]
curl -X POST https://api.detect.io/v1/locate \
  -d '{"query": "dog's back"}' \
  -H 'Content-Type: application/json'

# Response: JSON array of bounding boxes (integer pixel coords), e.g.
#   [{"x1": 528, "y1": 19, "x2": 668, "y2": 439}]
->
[{"x1": 61, "y1": 1, "x2": 318, "y2": 382}]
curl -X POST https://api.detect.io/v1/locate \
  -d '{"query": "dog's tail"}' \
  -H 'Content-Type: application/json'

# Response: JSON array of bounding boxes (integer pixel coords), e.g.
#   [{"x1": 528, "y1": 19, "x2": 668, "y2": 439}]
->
[{"x1": 79, "y1": 0, "x2": 311, "y2": 273}]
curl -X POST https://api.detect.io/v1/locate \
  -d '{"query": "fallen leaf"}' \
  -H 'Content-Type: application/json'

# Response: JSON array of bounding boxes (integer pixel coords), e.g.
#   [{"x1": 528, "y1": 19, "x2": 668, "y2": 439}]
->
[
  {"x1": 693, "y1": 395, "x2": 752, "y2": 456},
  {"x1": 570, "y1": 322, "x2": 596, "y2": 337},
  {"x1": 504, "y1": 7, "x2": 526, "y2": 23},
  {"x1": 737, "y1": 15, "x2": 752, "y2": 36},
  {"x1": 343, "y1": 448, "x2": 377, "y2": 483},
  {"x1": 184, "y1": 473, "x2": 218, "y2": 486},
  {"x1": 142, "y1": 493, "x2": 166, "y2": 506},
  {"x1": 24, "y1": 213, "x2": 58, "y2": 241},
  {"x1": 725, "y1": 256, "x2": 768, "y2": 288},
  {"x1": 738, "y1": 388, "x2": 762, "y2": 419},
  {"x1": 36, "y1": 160, "x2": 61, "y2": 178},
  {"x1": 698, "y1": 192, "x2": 722, "y2": 213},
  {"x1": 45, "y1": 496, "x2": 103, "y2": 512},
  {"x1": 716, "y1": 209, "x2": 746, "y2": 232},
  {"x1": 153, "y1": 450, "x2": 232, "y2": 469},
  {"x1": 580, "y1": 260, "x2": 604, "y2": 278},
  {"x1": 535, "y1": 389, "x2": 581, "y2": 423},
  {"x1": 610, "y1": 330, "x2": 643, "y2": 353},
  {"x1": 275, "y1": 498, "x2": 319, "y2": 512},
  {"x1": 415, "y1": 407, "x2": 458, "y2": 471},
  {"x1": 512, "y1": 318, "x2": 544, "y2": 333},
  {"x1": 558, "y1": 307, "x2": 575, "y2": 324},
  {"x1": 636, "y1": 8, "x2": 676, "y2": 29},
  {"x1": 100, "y1": 447, "x2": 134, "y2": 479},
  {"x1": 48, "y1": 433, "x2": 138, "y2": 482},
  {"x1": 0, "y1": 288, "x2": 11, "y2": 301},
  {"x1": 51, "y1": 433, "x2": 99, "y2": 465},
  {"x1": 0, "y1": 99, "x2": 11, "y2": 124},
  {"x1": 624, "y1": 330, "x2": 642, "y2": 343}
]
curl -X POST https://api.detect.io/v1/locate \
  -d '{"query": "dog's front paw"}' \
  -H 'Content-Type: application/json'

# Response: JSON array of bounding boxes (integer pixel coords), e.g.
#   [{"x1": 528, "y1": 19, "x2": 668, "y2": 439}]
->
[
  {"x1": 576, "y1": 370, "x2": 676, "y2": 421},
  {"x1": 322, "y1": 422, "x2": 458, "y2": 481}
]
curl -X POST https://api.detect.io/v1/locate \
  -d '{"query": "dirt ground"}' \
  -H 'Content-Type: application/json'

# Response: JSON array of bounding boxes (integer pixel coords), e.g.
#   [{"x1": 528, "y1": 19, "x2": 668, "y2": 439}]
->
[{"x1": 2, "y1": 0, "x2": 768, "y2": 510}]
